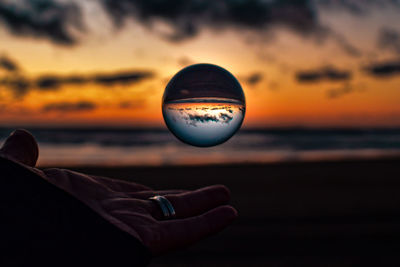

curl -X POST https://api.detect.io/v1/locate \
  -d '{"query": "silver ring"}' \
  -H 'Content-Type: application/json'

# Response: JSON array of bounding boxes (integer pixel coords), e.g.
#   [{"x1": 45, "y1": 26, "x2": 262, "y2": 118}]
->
[{"x1": 149, "y1": 195, "x2": 176, "y2": 219}]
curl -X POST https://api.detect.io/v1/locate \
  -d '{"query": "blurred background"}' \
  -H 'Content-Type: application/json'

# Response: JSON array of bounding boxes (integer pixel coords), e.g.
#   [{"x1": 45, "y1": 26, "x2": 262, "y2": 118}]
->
[
  {"x1": 1, "y1": 0, "x2": 400, "y2": 166},
  {"x1": 2, "y1": 1, "x2": 400, "y2": 266}
]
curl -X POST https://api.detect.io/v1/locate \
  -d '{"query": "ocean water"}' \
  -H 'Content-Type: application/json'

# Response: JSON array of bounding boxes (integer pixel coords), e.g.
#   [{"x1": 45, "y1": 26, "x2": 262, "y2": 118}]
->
[{"x1": 0, "y1": 127, "x2": 400, "y2": 166}]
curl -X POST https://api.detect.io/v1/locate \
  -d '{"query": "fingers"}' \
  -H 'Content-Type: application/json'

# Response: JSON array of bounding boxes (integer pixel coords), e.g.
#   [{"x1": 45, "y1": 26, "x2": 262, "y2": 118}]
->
[
  {"x1": 0, "y1": 129, "x2": 39, "y2": 167},
  {"x1": 152, "y1": 185, "x2": 231, "y2": 219},
  {"x1": 100, "y1": 185, "x2": 236, "y2": 255},
  {"x1": 90, "y1": 175, "x2": 152, "y2": 192},
  {"x1": 105, "y1": 185, "x2": 230, "y2": 221},
  {"x1": 102, "y1": 198, "x2": 146, "y2": 213},
  {"x1": 153, "y1": 205, "x2": 238, "y2": 254},
  {"x1": 126, "y1": 189, "x2": 189, "y2": 199}
]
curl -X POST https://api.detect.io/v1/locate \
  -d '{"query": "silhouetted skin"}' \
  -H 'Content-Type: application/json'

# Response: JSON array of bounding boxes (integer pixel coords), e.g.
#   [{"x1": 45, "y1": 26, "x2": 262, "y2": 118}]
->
[{"x1": 0, "y1": 130, "x2": 237, "y2": 257}]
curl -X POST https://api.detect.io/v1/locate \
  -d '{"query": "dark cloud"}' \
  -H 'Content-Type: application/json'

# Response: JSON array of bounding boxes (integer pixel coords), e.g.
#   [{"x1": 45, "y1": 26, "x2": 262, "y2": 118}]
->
[
  {"x1": 93, "y1": 71, "x2": 153, "y2": 85},
  {"x1": 35, "y1": 75, "x2": 85, "y2": 90},
  {"x1": 296, "y1": 66, "x2": 352, "y2": 83},
  {"x1": 318, "y1": 0, "x2": 368, "y2": 15},
  {"x1": 0, "y1": 55, "x2": 19, "y2": 72},
  {"x1": 327, "y1": 83, "x2": 353, "y2": 99},
  {"x1": 0, "y1": 0, "x2": 322, "y2": 45},
  {"x1": 42, "y1": 101, "x2": 96, "y2": 112},
  {"x1": 378, "y1": 28, "x2": 400, "y2": 54},
  {"x1": 318, "y1": 0, "x2": 400, "y2": 15},
  {"x1": 219, "y1": 112, "x2": 233, "y2": 123},
  {"x1": 184, "y1": 111, "x2": 234, "y2": 127},
  {"x1": 100, "y1": 0, "x2": 365, "y2": 57},
  {"x1": 119, "y1": 100, "x2": 146, "y2": 109},
  {"x1": 327, "y1": 82, "x2": 368, "y2": 99},
  {"x1": 188, "y1": 114, "x2": 219, "y2": 124},
  {"x1": 0, "y1": 76, "x2": 30, "y2": 98},
  {"x1": 1, "y1": 69, "x2": 155, "y2": 97},
  {"x1": 0, "y1": 0, "x2": 83, "y2": 45},
  {"x1": 0, "y1": 0, "x2": 371, "y2": 58},
  {"x1": 364, "y1": 60, "x2": 400, "y2": 77},
  {"x1": 245, "y1": 72, "x2": 263, "y2": 86},
  {"x1": 101, "y1": 0, "x2": 324, "y2": 42},
  {"x1": 35, "y1": 71, "x2": 153, "y2": 90}
]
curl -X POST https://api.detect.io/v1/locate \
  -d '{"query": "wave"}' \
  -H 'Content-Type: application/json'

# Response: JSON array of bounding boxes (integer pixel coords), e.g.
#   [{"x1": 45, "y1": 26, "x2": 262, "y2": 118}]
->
[{"x1": 1, "y1": 127, "x2": 400, "y2": 166}]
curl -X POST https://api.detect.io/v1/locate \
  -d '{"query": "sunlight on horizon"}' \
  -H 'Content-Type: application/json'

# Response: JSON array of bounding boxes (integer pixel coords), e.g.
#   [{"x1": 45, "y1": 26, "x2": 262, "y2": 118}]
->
[{"x1": 1, "y1": 0, "x2": 400, "y2": 128}]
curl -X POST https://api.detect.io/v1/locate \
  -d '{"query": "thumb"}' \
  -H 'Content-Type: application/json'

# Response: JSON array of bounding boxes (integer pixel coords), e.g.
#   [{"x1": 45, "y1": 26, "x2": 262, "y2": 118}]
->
[{"x1": 0, "y1": 129, "x2": 39, "y2": 167}]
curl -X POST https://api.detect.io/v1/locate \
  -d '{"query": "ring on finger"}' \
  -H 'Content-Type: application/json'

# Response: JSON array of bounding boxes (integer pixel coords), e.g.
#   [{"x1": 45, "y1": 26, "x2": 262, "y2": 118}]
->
[{"x1": 149, "y1": 195, "x2": 176, "y2": 219}]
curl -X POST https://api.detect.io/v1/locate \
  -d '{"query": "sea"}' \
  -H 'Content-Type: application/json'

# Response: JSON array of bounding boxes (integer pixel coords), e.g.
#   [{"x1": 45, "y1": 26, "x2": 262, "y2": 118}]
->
[{"x1": 1, "y1": 127, "x2": 400, "y2": 167}]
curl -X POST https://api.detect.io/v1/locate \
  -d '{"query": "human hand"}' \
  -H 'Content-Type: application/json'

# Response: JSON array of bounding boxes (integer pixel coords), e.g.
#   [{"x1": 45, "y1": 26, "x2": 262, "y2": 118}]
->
[{"x1": 0, "y1": 129, "x2": 238, "y2": 254}]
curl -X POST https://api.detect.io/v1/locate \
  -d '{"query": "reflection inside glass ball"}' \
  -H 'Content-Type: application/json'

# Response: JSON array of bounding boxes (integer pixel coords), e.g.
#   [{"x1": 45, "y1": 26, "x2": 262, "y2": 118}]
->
[
  {"x1": 163, "y1": 97, "x2": 245, "y2": 147},
  {"x1": 162, "y1": 64, "x2": 246, "y2": 147}
]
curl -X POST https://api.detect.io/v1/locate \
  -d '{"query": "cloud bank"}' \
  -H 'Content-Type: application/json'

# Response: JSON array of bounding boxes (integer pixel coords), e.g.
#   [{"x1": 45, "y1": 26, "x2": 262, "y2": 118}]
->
[
  {"x1": 0, "y1": 0, "x2": 382, "y2": 47},
  {"x1": 0, "y1": 0, "x2": 82, "y2": 45},
  {"x1": 365, "y1": 60, "x2": 400, "y2": 77},
  {"x1": 296, "y1": 66, "x2": 352, "y2": 83},
  {"x1": 0, "y1": 55, "x2": 19, "y2": 72},
  {"x1": 245, "y1": 72, "x2": 263, "y2": 86},
  {"x1": 378, "y1": 28, "x2": 400, "y2": 54},
  {"x1": 42, "y1": 101, "x2": 96, "y2": 112},
  {"x1": 101, "y1": 0, "x2": 324, "y2": 42},
  {"x1": 0, "y1": 67, "x2": 155, "y2": 98}
]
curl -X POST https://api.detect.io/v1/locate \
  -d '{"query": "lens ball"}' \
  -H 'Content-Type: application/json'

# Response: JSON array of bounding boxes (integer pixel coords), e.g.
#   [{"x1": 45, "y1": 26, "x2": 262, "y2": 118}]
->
[{"x1": 162, "y1": 64, "x2": 246, "y2": 147}]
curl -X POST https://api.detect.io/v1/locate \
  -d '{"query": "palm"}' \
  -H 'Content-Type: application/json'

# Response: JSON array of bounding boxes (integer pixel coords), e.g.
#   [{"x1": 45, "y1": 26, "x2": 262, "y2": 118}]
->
[{"x1": 0, "y1": 130, "x2": 237, "y2": 254}]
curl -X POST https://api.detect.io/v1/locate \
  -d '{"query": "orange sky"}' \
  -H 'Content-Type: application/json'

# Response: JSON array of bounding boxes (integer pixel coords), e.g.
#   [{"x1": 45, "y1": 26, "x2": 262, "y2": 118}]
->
[{"x1": 0, "y1": 1, "x2": 400, "y2": 128}]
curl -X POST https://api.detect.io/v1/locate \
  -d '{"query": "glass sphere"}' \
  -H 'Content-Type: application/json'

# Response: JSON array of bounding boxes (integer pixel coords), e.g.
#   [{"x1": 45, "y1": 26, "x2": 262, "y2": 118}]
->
[{"x1": 162, "y1": 63, "x2": 246, "y2": 147}]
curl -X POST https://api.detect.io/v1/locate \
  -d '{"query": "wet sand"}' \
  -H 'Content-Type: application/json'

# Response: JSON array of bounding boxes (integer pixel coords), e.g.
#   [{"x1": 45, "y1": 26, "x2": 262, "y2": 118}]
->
[{"x1": 69, "y1": 157, "x2": 400, "y2": 266}]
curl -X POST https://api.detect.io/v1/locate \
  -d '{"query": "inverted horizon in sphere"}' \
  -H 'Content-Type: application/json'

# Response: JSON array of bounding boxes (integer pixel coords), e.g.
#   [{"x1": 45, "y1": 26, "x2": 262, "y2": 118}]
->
[{"x1": 162, "y1": 64, "x2": 246, "y2": 147}]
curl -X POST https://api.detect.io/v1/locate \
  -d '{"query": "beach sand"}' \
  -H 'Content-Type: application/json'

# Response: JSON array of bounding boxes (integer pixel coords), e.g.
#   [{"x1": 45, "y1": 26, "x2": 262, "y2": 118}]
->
[{"x1": 67, "y1": 157, "x2": 400, "y2": 266}]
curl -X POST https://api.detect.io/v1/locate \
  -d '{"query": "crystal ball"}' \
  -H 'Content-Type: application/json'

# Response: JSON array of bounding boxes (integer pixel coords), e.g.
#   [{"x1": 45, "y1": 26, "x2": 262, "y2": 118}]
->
[{"x1": 162, "y1": 64, "x2": 246, "y2": 147}]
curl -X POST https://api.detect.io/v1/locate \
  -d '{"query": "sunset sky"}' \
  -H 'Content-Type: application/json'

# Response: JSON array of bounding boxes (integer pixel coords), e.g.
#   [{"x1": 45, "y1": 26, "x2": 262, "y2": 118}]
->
[{"x1": 0, "y1": 0, "x2": 400, "y2": 128}]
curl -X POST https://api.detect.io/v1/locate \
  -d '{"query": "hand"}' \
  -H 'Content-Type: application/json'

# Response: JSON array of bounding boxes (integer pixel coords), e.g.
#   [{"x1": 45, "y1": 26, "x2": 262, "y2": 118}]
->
[{"x1": 0, "y1": 129, "x2": 238, "y2": 254}]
